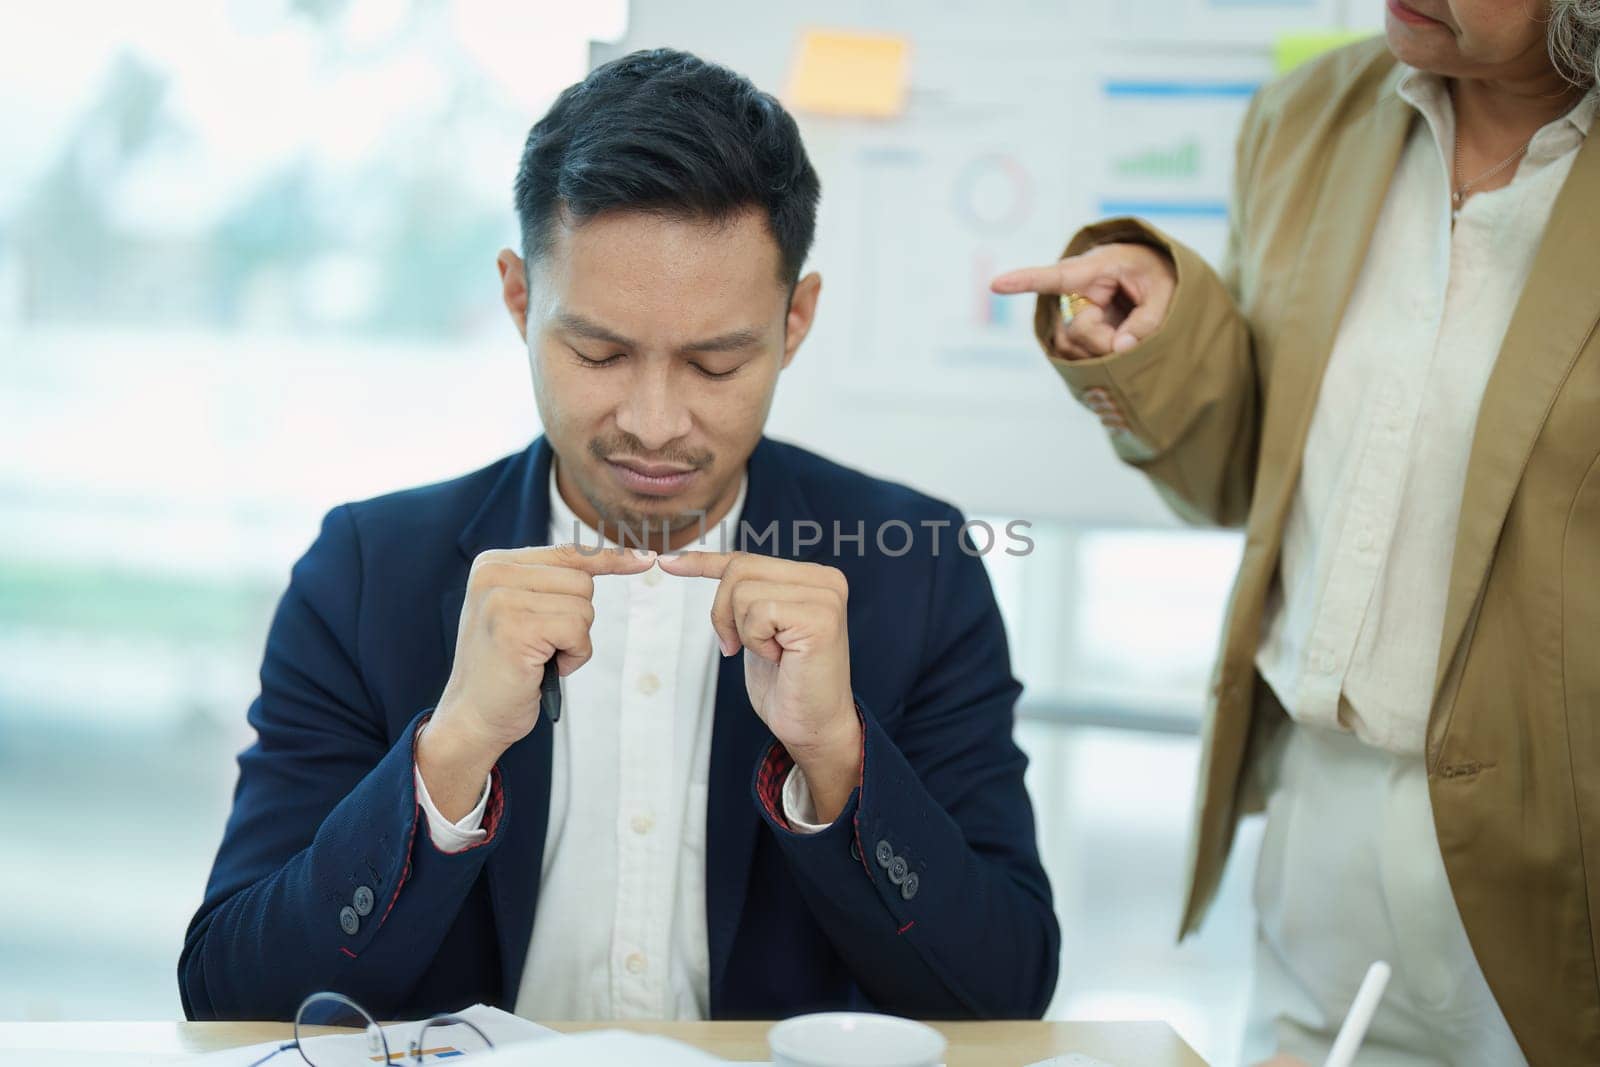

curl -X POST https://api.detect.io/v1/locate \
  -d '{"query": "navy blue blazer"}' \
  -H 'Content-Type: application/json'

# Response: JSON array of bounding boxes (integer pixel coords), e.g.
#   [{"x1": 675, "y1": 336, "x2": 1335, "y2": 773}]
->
[{"x1": 180, "y1": 436, "x2": 1059, "y2": 1021}]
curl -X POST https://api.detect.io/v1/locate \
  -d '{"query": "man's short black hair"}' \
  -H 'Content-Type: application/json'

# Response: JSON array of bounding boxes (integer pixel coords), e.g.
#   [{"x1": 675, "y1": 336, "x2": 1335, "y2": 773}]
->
[{"x1": 514, "y1": 48, "x2": 821, "y2": 285}]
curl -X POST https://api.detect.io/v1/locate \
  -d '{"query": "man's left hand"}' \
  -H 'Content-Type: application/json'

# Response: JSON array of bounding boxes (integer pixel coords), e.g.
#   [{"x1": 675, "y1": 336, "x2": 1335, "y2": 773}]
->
[{"x1": 656, "y1": 551, "x2": 861, "y2": 823}]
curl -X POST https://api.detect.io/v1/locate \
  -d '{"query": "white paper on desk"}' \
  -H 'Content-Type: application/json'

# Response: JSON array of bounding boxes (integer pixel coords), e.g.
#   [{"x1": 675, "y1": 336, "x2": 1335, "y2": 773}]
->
[
  {"x1": 1, "y1": 1055, "x2": 192, "y2": 1066},
  {"x1": 469, "y1": 1030, "x2": 728, "y2": 1065},
  {"x1": 192, "y1": 1004, "x2": 555, "y2": 1065}
]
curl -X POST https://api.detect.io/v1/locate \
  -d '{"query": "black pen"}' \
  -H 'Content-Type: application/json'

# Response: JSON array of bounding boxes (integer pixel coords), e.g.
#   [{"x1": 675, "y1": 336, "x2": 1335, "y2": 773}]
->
[{"x1": 540, "y1": 661, "x2": 562, "y2": 724}]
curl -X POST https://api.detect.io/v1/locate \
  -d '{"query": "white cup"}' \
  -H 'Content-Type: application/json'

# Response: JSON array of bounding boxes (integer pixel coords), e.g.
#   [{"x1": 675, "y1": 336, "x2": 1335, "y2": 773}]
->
[{"x1": 767, "y1": 1012, "x2": 947, "y2": 1067}]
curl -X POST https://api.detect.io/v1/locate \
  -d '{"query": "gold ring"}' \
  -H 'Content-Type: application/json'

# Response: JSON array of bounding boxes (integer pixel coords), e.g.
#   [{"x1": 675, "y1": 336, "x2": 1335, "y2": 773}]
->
[{"x1": 1059, "y1": 292, "x2": 1094, "y2": 324}]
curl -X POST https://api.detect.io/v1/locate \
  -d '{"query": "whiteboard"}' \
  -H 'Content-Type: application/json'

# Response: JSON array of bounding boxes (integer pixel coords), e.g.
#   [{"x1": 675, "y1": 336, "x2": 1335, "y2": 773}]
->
[{"x1": 594, "y1": 0, "x2": 1369, "y2": 525}]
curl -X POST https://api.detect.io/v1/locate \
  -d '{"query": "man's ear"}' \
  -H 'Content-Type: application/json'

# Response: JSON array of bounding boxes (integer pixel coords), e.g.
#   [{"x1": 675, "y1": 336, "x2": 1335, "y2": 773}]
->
[
  {"x1": 497, "y1": 249, "x2": 529, "y2": 340},
  {"x1": 780, "y1": 272, "x2": 822, "y2": 369}
]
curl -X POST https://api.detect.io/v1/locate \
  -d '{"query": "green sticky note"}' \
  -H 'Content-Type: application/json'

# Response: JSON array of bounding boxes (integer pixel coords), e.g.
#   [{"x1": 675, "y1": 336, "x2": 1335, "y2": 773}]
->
[{"x1": 1274, "y1": 31, "x2": 1375, "y2": 74}]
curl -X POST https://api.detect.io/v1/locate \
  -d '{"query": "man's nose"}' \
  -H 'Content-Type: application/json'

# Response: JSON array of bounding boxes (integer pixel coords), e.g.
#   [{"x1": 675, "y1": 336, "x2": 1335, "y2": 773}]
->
[{"x1": 613, "y1": 361, "x2": 693, "y2": 451}]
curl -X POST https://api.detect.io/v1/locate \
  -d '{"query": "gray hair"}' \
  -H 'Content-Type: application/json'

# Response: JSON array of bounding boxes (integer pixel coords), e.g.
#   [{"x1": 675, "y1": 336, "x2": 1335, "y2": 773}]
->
[{"x1": 1549, "y1": 0, "x2": 1600, "y2": 86}]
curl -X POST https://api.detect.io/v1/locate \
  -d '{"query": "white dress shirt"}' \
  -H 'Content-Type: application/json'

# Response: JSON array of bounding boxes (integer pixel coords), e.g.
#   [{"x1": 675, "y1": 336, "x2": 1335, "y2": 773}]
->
[
  {"x1": 413, "y1": 465, "x2": 829, "y2": 1020},
  {"x1": 1255, "y1": 69, "x2": 1595, "y2": 755}
]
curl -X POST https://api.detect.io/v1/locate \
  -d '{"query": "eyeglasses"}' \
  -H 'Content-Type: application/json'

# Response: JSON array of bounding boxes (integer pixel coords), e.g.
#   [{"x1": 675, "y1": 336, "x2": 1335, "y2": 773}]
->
[{"x1": 245, "y1": 991, "x2": 496, "y2": 1066}]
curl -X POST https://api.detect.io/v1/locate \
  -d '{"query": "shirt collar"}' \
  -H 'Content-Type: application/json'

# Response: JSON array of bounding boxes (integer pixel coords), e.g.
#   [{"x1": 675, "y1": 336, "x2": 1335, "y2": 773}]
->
[
  {"x1": 1395, "y1": 65, "x2": 1594, "y2": 159},
  {"x1": 547, "y1": 458, "x2": 748, "y2": 552},
  {"x1": 1570, "y1": 87, "x2": 1598, "y2": 136}
]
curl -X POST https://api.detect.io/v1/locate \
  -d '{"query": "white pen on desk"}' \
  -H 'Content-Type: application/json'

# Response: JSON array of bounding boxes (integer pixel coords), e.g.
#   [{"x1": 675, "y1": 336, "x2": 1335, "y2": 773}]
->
[{"x1": 1323, "y1": 960, "x2": 1392, "y2": 1067}]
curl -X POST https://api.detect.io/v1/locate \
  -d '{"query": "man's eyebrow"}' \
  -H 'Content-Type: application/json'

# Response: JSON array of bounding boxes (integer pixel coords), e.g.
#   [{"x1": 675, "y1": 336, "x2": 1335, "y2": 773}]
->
[
  {"x1": 555, "y1": 312, "x2": 766, "y2": 355},
  {"x1": 554, "y1": 312, "x2": 635, "y2": 349},
  {"x1": 678, "y1": 328, "x2": 766, "y2": 354}
]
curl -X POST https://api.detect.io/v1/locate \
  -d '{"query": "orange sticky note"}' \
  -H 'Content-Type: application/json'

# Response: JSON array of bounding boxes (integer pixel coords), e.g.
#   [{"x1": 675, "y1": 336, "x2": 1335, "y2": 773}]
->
[{"x1": 786, "y1": 29, "x2": 911, "y2": 119}]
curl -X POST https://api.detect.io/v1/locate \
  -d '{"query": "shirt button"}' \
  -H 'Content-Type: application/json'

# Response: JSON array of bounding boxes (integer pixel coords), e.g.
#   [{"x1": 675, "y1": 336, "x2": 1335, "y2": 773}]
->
[
  {"x1": 637, "y1": 673, "x2": 660, "y2": 696},
  {"x1": 1315, "y1": 651, "x2": 1337, "y2": 674},
  {"x1": 643, "y1": 568, "x2": 662, "y2": 587},
  {"x1": 625, "y1": 952, "x2": 647, "y2": 975},
  {"x1": 631, "y1": 813, "x2": 655, "y2": 835},
  {"x1": 1354, "y1": 530, "x2": 1375, "y2": 551}
]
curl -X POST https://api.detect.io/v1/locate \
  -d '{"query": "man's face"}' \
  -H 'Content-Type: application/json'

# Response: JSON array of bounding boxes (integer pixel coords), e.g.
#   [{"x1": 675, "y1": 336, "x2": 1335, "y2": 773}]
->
[{"x1": 498, "y1": 207, "x2": 820, "y2": 549}]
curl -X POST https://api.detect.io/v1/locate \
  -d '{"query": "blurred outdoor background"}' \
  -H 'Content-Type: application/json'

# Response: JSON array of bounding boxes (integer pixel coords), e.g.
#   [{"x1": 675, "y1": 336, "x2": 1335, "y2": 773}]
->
[{"x1": 0, "y1": 1, "x2": 1383, "y2": 1062}]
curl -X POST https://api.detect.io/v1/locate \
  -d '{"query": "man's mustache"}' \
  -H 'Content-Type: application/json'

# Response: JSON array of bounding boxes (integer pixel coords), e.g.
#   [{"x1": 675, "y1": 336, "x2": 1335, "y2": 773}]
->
[{"x1": 588, "y1": 433, "x2": 714, "y2": 471}]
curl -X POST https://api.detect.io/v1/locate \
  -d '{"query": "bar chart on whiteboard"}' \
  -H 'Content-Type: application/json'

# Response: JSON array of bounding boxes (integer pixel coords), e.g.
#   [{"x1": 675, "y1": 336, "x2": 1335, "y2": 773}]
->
[{"x1": 1090, "y1": 62, "x2": 1269, "y2": 264}]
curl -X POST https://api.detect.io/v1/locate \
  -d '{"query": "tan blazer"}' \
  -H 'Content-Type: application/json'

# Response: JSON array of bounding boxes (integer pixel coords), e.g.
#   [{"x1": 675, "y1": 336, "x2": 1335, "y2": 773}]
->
[{"x1": 1034, "y1": 38, "x2": 1600, "y2": 1063}]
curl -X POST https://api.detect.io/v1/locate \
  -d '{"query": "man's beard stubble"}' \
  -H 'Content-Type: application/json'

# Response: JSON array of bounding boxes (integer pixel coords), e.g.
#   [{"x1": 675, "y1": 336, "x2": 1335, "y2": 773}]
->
[{"x1": 579, "y1": 430, "x2": 721, "y2": 549}]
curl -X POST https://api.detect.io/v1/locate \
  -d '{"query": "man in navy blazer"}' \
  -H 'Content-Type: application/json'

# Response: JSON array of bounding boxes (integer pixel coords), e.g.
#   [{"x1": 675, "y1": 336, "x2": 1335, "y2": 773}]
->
[{"x1": 181, "y1": 48, "x2": 1057, "y2": 1023}]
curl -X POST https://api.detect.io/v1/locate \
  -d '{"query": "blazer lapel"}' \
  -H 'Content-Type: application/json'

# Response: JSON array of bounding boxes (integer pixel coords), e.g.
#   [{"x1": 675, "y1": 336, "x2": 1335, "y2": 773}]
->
[
  {"x1": 1252, "y1": 71, "x2": 1415, "y2": 535},
  {"x1": 442, "y1": 437, "x2": 556, "y2": 1006},
  {"x1": 1430, "y1": 132, "x2": 1600, "y2": 721},
  {"x1": 704, "y1": 438, "x2": 826, "y2": 1009}
]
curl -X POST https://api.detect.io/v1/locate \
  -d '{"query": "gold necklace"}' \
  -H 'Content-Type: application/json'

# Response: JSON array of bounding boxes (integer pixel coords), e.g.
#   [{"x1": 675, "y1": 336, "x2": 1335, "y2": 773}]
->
[{"x1": 1451, "y1": 130, "x2": 1531, "y2": 219}]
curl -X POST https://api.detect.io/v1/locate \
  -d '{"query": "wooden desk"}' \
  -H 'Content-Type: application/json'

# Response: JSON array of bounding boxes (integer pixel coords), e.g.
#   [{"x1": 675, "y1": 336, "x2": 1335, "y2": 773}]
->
[{"x1": 1, "y1": 1019, "x2": 1209, "y2": 1066}]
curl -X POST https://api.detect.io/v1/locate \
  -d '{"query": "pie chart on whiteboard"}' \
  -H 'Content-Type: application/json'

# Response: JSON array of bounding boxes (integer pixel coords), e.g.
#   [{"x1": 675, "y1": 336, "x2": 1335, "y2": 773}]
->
[{"x1": 953, "y1": 152, "x2": 1034, "y2": 234}]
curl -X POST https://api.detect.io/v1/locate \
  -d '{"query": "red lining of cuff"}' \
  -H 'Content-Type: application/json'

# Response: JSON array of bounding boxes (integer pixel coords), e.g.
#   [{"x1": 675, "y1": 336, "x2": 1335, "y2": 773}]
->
[
  {"x1": 846, "y1": 702, "x2": 871, "y2": 876},
  {"x1": 414, "y1": 711, "x2": 504, "y2": 855},
  {"x1": 760, "y1": 704, "x2": 868, "y2": 834},
  {"x1": 450, "y1": 768, "x2": 505, "y2": 853},
  {"x1": 756, "y1": 744, "x2": 797, "y2": 829},
  {"x1": 376, "y1": 717, "x2": 432, "y2": 930},
  {"x1": 338, "y1": 946, "x2": 358, "y2": 959}
]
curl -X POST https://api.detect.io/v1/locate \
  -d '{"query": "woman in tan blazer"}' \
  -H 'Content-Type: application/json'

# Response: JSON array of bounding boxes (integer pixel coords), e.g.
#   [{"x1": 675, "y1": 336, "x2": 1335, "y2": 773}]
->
[{"x1": 995, "y1": 4, "x2": 1599, "y2": 1064}]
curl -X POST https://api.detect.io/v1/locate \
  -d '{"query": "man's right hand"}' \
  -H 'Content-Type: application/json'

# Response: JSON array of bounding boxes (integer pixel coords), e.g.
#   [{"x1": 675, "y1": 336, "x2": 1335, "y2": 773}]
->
[
  {"x1": 418, "y1": 543, "x2": 657, "y2": 820},
  {"x1": 990, "y1": 241, "x2": 1177, "y2": 361}
]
